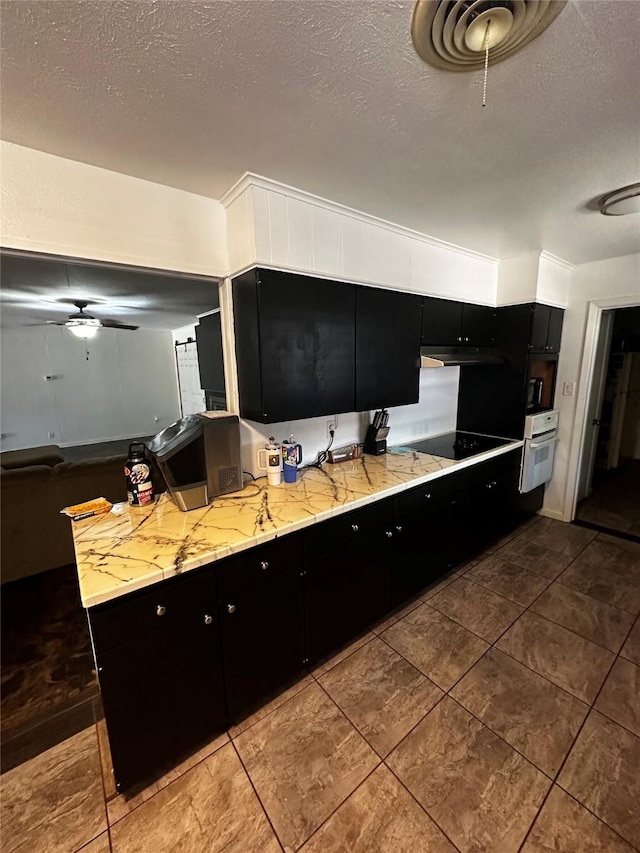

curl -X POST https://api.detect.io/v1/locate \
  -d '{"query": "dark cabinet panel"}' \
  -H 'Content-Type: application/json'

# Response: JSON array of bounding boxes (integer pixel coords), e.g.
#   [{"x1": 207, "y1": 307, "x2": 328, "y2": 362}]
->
[
  {"x1": 391, "y1": 500, "x2": 451, "y2": 607},
  {"x1": 546, "y1": 307, "x2": 564, "y2": 353},
  {"x1": 233, "y1": 268, "x2": 355, "y2": 423},
  {"x1": 461, "y1": 303, "x2": 496, "y2": 346},
  {"x1": 304, "y1": 498, "x2": 393, "y2": 559},
  {"x1": 529, "y1": 304, "x2": 550, "y2": 353},
  {"x1": 529, "y1": 304, "x2": 565, "y2": 354},
  {"x1": 97, "y1": 611, "x2": 226, "y2": 792},
  {"x1": 422, "y1": 297, "x2": 495, "y2": 347},
  {"x1": 304, "y1": 529, "x2": 392, "y2": 663},
  {"x1": 219, "y1": 566, "x2": 304, "y2": 721},
  {"x1": 450, "y1": 459, "x2": 521, "y2": 566},
  {"x1": 355, "y1": 287, "x2": 421, "y2": 411},
  {"x1": 421, "y1": 298, "x2": 462, "y2": 346},
  {"x1": 195, "y1": 312, "x2": 225, "y2": 394}
]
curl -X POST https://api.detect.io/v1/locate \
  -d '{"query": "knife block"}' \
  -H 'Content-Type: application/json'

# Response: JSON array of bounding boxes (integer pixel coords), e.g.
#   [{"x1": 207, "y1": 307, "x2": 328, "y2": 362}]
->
[{"x1": 364, "y1": 425, "x2": 389, "y2": 456}]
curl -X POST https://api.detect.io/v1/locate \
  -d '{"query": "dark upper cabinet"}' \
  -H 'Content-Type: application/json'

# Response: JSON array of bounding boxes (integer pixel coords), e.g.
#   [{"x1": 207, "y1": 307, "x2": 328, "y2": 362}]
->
[
  {"x1": 195, "y1": 311, "x2": 226, "y2": 393},
  {"x1": 355, "y1": 287, "x2": 421, "y2": 411},
  {"x1": 528, "y1": 304, "x2": 564, "y2": 354},
  {"x1": 233, "y1": 268, "x2": 355, "y2": 423},
  {"x1": 421, "y1": 297, "x2": 495, "y2": 347}
]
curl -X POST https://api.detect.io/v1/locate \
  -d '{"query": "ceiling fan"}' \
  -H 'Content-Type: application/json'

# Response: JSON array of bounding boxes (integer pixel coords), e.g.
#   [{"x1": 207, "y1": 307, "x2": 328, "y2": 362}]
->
[{"x1": 47, "y1": 300, "x2": 139, "y2": 339}]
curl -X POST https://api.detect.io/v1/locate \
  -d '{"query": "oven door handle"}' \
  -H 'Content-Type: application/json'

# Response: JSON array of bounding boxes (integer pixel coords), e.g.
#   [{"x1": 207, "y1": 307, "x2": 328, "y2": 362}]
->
[{"x1": 529, "y1": 433, "x2": 558, "y2": 449}]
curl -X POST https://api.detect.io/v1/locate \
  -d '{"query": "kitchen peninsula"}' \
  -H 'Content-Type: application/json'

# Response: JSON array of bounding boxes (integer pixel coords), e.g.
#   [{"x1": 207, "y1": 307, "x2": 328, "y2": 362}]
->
[{"x1": 72, "y1": 440, "x2": 525, "y2": 792}]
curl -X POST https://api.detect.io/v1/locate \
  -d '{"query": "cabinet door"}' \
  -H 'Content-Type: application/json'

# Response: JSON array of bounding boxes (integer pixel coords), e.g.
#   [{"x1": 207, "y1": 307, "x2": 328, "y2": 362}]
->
[
  {"x1": 391, "y1": 501, "x2": 451, "y2": 607},
  {"x1": 355, "y1": 287, "x2": 421, "y2": 411},
  {"x1": 304, "y1": 530, "x2": 392, "y2": 664},
  {"x1": 258, "y1": 270, "x2": 356, "y2": 422},
  {"x1": 529, "y1": 304, "x2": 550, "y2": 353},
  {"x1": 546, "y1": 307, "x2": 564, "y2": 353},
  {"x1": 461, "y1": 304, "x2": 495, "y2": 346},
  {"x1": 451, "y1": 465, "x2": 520, "y2": 566},
  {"x1": 97, "y1": 613, "x2": 226, "y2": 792},
  {"x1": 219, "y1": 567, "x2": 304, "y2": 721},
  {"x1": 421, "y1": 297, "x2": 462, "y2": 346},
  {"x1": 195, "y1": 312, "x2": 226, "y2": 394}
]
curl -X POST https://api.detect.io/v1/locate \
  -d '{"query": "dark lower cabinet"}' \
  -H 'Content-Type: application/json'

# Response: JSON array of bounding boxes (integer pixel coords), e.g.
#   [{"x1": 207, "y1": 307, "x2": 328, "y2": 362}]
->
[
  {"x1": 92, "y1": 450, "x2": 530, "y2": 792},
  {"x1": 391, "y1": 501, "x2": 451, "y2": 607},
  {"x1": 97, "y1": 611, "x2": 226, "y2": 792},
  {"x1": 304, "y1": 529, "x2": 392, "y2": 664},
  {"x1": 218, "y1": 565, "x2": 305, "y2": 721},
  {"x1": 451, "y1": 455, "x2": 521, "y2": 565}
]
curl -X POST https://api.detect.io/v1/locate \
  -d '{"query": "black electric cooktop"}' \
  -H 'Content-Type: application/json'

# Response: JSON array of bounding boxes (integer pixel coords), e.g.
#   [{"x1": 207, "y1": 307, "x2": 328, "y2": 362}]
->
[{"x1": 401, "y1": 431, "x2": 511, "y2": 461}]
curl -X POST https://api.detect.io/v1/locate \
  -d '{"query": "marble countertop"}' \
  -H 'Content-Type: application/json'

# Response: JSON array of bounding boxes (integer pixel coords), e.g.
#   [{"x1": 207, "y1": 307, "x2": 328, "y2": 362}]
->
[{"x1": 72, "y1": 441, "x2": 523, "y2": 608}]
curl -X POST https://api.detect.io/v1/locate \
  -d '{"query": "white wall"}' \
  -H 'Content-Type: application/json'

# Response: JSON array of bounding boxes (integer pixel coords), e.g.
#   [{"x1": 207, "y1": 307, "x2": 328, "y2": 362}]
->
[
  {"x1": 240, "y1": 368, "x2": 460, "y2": 478},
  {"x1": 221, "y1": 175, "x2": 499, "y2": 304},
  {"x1": 0, "y1": 141, "x2": 228, "y2": 276},
  {"x1": 0, "y1": 326, "x2": 180, "y2": 450},
  {"x1": 544, "y1": 252, "x2": 640, "y2": 520}
]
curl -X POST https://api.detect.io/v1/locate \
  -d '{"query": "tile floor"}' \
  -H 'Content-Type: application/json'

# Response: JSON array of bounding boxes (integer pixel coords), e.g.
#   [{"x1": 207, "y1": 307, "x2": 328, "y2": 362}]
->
[
  {"x1": 2, "y1": 517, "x2": 640, "y2": 853},
  {"x1": 575, "y1": 460, "x2": 640, "y2": 540}
]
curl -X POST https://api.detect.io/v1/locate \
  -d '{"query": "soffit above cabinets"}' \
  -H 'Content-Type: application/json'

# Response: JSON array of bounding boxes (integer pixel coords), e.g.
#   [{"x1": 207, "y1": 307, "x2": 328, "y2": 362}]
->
[{"x1": 1, "y1": 0, "x2": 639, "y2": 264}]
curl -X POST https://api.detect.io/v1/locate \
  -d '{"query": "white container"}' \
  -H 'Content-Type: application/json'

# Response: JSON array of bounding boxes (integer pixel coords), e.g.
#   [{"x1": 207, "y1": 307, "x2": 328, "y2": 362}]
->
[{"x1": 257, "y1": 438, "x2": 282, "y2": 486}]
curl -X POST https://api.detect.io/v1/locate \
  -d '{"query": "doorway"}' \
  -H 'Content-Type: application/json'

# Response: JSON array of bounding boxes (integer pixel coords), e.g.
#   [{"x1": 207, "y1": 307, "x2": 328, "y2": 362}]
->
[{"x1": 574, "y1": 307, "x2": 640, "y2": 540}]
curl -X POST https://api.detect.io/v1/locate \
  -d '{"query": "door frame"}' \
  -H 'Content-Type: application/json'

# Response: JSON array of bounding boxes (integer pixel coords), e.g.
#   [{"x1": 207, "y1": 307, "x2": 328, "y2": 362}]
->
[{"x1": 569, "y1": 295, "x2": 640, "y2": 521}]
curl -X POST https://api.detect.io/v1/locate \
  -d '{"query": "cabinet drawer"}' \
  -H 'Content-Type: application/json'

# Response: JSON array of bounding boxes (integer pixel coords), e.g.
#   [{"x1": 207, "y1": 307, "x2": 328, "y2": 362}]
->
[
  {"x1": 304, "y1": 499, "x2": 393, "y2": 560},
  {"x1": 394, "y1": 475, "x2": 453, "y2": 520},
  {"x1": 89, "y1": 566, "x2": 216, "y2": 653},
  {"x1": 451, "y1": 450, "x2": 521, "y2": 492},
  {"x1": 217, "y1": 533, "x2": 302, "y2": 597}
]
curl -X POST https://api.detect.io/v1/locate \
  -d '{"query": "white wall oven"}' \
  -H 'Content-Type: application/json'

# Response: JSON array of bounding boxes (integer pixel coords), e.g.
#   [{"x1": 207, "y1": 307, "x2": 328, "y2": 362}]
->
[{"x1": 520, "y1": 410, "x2": 559, "y2": 493}]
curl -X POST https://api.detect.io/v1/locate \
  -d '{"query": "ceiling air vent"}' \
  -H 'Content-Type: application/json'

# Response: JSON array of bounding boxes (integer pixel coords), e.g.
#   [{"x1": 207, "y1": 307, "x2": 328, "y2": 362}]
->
[{"x1": 411, "y1": 0, "x2": 567, "y2": 72}]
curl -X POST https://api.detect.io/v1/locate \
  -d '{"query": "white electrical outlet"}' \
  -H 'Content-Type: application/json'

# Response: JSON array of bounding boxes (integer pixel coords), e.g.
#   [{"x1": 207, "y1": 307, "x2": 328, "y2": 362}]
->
[
  {"x1": 48, "y1": 431, "x2": 55, "y2": 439},
  {"x1": 326, "y1": 416, "x2": 338, "y2": 439}
]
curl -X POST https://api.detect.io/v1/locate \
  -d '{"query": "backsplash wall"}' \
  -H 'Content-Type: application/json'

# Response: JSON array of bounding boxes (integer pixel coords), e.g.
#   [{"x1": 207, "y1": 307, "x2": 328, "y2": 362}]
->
[{"x1": 240, "y1": 367, "x2": 460, "y2": 478}]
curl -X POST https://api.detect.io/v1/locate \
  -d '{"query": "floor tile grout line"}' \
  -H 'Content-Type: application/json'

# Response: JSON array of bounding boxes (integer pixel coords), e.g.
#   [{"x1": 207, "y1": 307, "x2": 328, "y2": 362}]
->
[
  {"x1": 550, "y1": 784, "x2": 640, "y2": 853},
  {"x1": 313, "y1": 650, "x2": 440, "y2": 763},
  {"x1": 289, "y1": 761, "x2": 383, "y2": 852},
  {"x1": 382, "y1": 759, "x2": 465, "y2": 853},
  {"x1": 228, "y1": 676, "x2": 315, "y2": 742},
  {"x1": 516, "y1": 605, "x2": 640, "y2": 853},
  {"x1": 229, "y1": 738, "x2": 286, "y2": 853},
  {"x1": 103, "y1": 734, "x2": 231, "y2": 828}
]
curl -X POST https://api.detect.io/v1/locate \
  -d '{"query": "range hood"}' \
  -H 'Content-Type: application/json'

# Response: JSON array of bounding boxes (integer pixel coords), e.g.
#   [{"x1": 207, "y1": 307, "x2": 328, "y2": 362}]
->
[{"x1": 420, "y1": 346, "x2": 504, "y2": 368}]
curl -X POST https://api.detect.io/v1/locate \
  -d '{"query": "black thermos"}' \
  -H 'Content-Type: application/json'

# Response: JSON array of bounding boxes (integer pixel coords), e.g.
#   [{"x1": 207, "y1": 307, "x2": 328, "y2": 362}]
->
[{"x1": 125, "y1": 443, "x2": 154, "y2": 506}]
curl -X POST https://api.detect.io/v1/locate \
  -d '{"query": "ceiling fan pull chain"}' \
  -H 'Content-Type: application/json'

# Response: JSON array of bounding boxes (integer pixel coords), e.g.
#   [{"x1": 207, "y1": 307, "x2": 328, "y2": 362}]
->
[{"x1": 482, "y1": 20, "x2": 491, "y2": 107}]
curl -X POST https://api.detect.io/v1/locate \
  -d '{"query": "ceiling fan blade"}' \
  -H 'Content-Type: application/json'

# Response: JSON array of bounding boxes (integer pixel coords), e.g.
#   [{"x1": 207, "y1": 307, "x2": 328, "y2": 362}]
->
[{"x1": 100, "y1": 319, "x2": 139, "y2": 330}]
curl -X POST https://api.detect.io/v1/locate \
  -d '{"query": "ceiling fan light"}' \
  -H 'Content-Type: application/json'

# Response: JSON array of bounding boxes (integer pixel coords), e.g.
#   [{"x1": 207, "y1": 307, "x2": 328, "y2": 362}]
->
[{"x1": 69, "y1": 323, "x2": 99, "y2": 339}]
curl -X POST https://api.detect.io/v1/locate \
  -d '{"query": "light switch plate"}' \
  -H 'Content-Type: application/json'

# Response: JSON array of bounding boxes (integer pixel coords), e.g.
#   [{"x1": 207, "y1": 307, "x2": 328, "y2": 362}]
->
[{"x1": 563, "y1": 382, "x2": 576, "y2": 396}]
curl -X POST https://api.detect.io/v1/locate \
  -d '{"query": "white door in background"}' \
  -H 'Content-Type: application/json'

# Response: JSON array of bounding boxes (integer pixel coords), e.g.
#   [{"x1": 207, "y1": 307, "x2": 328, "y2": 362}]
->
[
  {"x1": 175, "y1": 342, "x2": 205, "y2": 416},
  {"x1": 576, "y1": 310, "x2": 614, "y2": 502}
]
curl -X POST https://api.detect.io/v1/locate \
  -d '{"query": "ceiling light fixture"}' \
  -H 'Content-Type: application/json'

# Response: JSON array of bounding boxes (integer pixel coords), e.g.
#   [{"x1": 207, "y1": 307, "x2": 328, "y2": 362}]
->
[
  {"x1": 411, "y1": 1, "x2": 567, "y2": 72},
  {"x1": 68, "y1": 322, "x2": 100, "y2": 340},
  {"x1": 599, "y1": 183, "x2": 640, "y2": 216}
]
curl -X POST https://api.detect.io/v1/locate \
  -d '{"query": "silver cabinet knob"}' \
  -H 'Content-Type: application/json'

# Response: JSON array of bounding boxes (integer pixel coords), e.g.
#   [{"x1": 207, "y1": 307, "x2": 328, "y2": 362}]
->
[
  {"x1": 227, "y1": 604, "x2": 236, "y2": 614},
  {"x1": 351, "y1": 524, "x2": 359, "y2": 532},
  {"x1": 395, "y1": 525, "x2": 403, "y2": 533},
  {"x1": 385, "y1": 530, "x2": 393, "y2": 538},
  {"x1": 424, "y1": 492, "x2": 432, "y2": 499},
  {"x1": 204, "y1": 614, "x2": 213, "y2": 625},
  {"x1": 260, "y1": 560, "x2": 269, "y2": 571},
  {"x1": 156, "y1": 605, "x2": 166, "y2": 617}
]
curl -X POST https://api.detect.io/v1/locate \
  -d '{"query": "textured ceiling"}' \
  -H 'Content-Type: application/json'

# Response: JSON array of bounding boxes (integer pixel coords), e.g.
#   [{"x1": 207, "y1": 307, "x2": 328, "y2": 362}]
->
[
  {"x1": 0, "y1": 254, "x2": 219, "y2": 330},
  {"x1": 1, "y1": 0, "x2": 639, "y2": 264}
]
